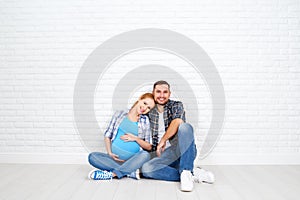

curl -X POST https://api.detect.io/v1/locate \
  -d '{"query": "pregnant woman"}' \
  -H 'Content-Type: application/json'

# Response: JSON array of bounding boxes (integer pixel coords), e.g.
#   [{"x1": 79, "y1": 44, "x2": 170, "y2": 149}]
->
[{"x1": 88, "y1": 93, "x2": 155, "y2": 180}]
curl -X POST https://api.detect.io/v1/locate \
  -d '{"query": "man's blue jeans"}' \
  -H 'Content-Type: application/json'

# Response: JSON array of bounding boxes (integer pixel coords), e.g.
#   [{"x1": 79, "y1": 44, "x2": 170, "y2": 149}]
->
[
  {"x1": 141, "y1": 123, "x2": 197, "y2": 181},
  {"x1": 88, "y1": 150, "x2": 150, "y2": 179}
]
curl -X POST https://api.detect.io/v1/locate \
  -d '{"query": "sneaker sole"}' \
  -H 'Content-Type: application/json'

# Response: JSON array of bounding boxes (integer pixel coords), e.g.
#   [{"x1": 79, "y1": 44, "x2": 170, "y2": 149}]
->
[
  {"x1": 181, "y1": 187, "x2": 193, "y2": 192},
  {"x1": 202, "y1": 181, "x2": 214, "y2": 184},
  {"x1": 88, "y1": 169, "x2": 96, "y2": 180}
]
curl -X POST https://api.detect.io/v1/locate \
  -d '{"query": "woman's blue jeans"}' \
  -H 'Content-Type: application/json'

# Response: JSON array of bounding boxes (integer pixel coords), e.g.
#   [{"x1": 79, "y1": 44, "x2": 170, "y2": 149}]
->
[
  {"x1": 141, "y1": 123, "x2": 197, "y2": 181},
  {"x1": 88, "y1": 150, "x2": 150, "y2": 179}
]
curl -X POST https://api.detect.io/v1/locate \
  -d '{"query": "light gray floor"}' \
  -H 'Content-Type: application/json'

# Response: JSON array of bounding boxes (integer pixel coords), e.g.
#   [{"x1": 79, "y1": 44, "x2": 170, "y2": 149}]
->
[{"x1": 0, "y1": 164, "x2": 299, "y2": 200}]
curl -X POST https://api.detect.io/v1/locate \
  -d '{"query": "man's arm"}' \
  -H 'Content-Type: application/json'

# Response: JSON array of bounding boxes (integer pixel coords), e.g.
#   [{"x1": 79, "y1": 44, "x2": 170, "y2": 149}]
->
[{"x1": 156, "y1": 118, "x2": 183, "y2": 156}]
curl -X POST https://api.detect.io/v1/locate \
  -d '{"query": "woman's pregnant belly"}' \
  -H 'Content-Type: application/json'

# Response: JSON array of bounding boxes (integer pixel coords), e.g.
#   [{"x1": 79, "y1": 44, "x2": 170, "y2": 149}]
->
[{"x1": 111, "y1": 129, "x2": 140, "y2": 160}]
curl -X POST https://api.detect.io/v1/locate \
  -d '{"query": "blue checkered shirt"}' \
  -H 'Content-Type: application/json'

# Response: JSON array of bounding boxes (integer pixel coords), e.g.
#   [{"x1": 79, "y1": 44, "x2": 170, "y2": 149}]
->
[
  {"x1": 148, "y1": 99, "x2": 186, "y2": 151},
  {"x1": 104, "y1": 110, "x2": 152, "y2": 144}
]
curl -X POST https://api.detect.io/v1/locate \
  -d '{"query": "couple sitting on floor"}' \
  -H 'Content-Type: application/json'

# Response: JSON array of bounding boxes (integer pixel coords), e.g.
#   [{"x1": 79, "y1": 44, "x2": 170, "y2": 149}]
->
[{"x1": 88, "y1": 80, "x2": 215, "y2": 192}]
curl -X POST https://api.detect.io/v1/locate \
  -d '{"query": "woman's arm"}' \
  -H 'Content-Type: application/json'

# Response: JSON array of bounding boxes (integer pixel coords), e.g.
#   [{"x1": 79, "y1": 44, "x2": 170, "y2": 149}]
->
[
  {"x1": 121, "y1": 134, "x2": 152, "y2": 151},
  {"x1": 104, "y1": 136, "x2": 113, "y2": 155}
]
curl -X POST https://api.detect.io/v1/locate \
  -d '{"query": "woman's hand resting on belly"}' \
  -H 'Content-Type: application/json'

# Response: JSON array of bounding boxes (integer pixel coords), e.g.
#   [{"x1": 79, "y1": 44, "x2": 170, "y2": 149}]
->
[{"x1": 120, "y1": 133, "x2": 138, "y2": 142}]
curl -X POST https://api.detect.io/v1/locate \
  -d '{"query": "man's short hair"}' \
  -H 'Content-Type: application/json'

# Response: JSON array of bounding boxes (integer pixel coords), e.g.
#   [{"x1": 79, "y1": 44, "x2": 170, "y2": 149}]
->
[{"x1": 153, "y1": 80, "x2": 170, "y2": 90}]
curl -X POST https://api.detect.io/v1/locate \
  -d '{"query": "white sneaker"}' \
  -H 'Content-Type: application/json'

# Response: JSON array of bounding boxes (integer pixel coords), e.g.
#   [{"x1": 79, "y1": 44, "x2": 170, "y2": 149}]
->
[
  {"x1": 127, "y1": 169, "x2": 140, "y2": 180},
  {"x1": 193, "y1": 167, "x2": 215, "y2": 184},
  {"x1": 180, "y1": 170, "x2": 194, "y2": 192}
]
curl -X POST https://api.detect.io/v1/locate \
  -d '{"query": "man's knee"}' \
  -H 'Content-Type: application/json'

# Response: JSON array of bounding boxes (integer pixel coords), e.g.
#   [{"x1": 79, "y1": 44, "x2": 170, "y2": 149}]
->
[
  {"x1": 178, "y1": 123, "x2": 194, "y2": 136},
  {"x1": 141, "y1": 161, "x2": 152, "y2": 174},
  {"x1": 142, "y1": 158, "x2": 161, "y2": 178}
]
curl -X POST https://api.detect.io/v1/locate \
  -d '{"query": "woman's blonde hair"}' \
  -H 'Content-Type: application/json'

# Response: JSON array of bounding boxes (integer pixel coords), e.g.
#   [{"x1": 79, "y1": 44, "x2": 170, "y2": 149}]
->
[{"x1": 131, "y1": 93, "x2": 154, "y2": 109}]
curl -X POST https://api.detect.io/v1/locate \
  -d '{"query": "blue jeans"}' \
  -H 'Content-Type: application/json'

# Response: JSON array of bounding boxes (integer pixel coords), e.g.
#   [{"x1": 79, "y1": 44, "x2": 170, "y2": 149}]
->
[
  {"x1": 88, "y1": 150, "x2": 150, "y2": 179},
  {"x1": 141, "y1": 123, "x2": 197, "y2": 181}
]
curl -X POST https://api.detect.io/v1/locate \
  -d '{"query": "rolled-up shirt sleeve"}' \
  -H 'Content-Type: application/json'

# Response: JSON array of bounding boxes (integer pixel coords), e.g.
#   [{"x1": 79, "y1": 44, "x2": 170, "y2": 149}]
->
[
  {"x1": 171, "y1": 101, "x2": 185, "y2": 121},
  {"x1": 138, "y1": 115, "x2": 152, "y2": 144},
  {"x1": 104, "y1": 111, "x2": 118, "y2": 139}
]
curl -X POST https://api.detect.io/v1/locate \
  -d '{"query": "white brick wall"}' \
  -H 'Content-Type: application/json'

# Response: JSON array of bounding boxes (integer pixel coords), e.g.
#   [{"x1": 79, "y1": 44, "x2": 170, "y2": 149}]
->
[{"x1": 0, "y1": 0, "x2": 300, "y2": 164}]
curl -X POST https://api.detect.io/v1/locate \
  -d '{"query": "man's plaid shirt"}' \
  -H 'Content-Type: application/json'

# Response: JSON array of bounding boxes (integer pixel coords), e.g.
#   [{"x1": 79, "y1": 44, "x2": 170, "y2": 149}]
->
[
  {"x1": 104, "y1": 110, "x2": 152, "y2": 144},
  {"x1": 148, "y1": 99, "x2": 186, "y2": 151}
]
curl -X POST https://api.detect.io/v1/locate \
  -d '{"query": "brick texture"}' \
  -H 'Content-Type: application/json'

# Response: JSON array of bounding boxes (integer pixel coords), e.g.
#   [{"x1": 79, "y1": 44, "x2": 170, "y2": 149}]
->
[{"x1": 0, "y1": 0, "x2": 299, "y2": 164}]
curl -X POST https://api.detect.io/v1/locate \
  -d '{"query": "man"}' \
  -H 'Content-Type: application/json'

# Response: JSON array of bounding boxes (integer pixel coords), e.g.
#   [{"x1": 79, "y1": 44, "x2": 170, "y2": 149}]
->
[{"x1": 142, "y1": 80, "x2": 215, "y2": 192}]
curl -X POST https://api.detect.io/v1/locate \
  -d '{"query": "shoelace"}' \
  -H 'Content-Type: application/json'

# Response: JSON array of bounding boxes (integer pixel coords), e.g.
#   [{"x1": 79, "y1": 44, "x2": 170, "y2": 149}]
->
[{"x1": 95, "y1": 170, "x2": 113, "y2": 180}]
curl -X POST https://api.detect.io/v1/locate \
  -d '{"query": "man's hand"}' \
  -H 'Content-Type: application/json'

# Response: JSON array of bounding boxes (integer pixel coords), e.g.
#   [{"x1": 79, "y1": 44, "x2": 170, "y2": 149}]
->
[
  {"x1": 156, "y1": 140, "x2": 166, "y2": 157},
  {"x1": 155, "y1": 118, "x2": 183, "y2": 157},
  {"x1": 108, "y1": 152, "x2": 125, "y2": 162}
]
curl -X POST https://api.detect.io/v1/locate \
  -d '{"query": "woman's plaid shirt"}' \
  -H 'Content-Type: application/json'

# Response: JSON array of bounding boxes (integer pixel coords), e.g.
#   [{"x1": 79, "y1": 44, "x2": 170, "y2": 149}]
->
[{"x1": 104, "y1": 110, "x2": 152, "y2": 144}]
